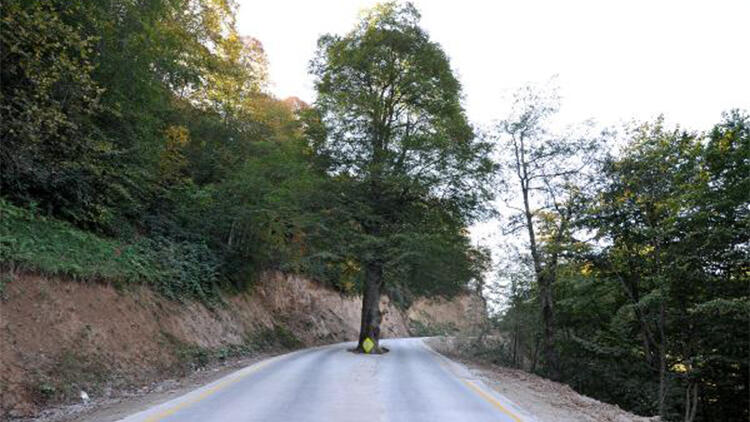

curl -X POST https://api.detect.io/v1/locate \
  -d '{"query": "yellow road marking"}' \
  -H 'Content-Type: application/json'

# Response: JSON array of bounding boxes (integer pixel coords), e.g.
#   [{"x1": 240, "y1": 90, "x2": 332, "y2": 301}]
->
[
  {"x1": 144, "y1": 357, "x2": 277, "y2": 422},
  {"x1": 421, "y1": 342, "x2": 524, "y2": 422},
  {"x1": 145, "y1": 343, "x2": 525, "y2": 422},
  {"x1": 462, "y1": 379, "x2": 523, "y2": 422}
]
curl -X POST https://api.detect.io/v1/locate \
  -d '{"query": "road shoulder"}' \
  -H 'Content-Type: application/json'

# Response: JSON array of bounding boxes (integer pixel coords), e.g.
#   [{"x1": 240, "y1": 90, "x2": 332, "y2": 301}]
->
[
  {"x1": 425, "y1": 337, "x2": 658, "y2": 422},
  {"x1": 17, "y1": 352, "x2": 284, "y2": 422}
]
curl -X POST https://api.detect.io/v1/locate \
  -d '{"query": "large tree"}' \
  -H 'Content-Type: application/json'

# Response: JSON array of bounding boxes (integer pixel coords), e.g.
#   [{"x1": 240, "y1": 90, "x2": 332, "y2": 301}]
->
[
  {"x1": 310, "y1": 2, "x2": 493, "y2": 353},
  {"x1": 492, "y1": 85, "x2": 602, "y2": 378},
  {"x1": 592, "y1": 114, "x2": 749, "y2": 420}
]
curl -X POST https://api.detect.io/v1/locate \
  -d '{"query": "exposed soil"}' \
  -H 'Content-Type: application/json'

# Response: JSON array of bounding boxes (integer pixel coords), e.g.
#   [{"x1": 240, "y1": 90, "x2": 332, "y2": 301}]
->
[
  {"x1": 13, "y1": 352, "x2": 278, "y2": 422},
  {"x1": 427, "y1": 337, "x2": 659, "y2": 422},
  {"x1": 407, "y1": 293, "x2": 488, "y2": 334},
  {"x1": 0, "y1": 270, "x2": 483, "y2": 419},
  {"x1": 0, "y1": 271, "x2": 407, "y2": 419}
]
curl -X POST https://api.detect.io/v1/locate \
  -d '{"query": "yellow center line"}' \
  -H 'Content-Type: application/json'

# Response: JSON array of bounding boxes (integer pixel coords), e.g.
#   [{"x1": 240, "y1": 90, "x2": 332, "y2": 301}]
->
[{"x1": 143, "y1": 357, "x2": 278, "y2": 422}]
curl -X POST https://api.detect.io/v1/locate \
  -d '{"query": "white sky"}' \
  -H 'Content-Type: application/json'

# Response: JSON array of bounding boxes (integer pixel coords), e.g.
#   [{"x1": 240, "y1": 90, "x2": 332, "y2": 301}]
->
[
  {"x1": 237, "y1": 0, "x2": 750, "y2": 130},
  {"x1": 237, "y1": 0, "x2": 750, "y2": 305}
]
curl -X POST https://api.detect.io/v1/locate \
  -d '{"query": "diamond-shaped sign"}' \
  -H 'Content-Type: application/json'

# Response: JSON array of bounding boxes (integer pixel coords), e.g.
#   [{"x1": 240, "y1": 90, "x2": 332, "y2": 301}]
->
[{"x1": 362, "y1": 337, "x2": 375, "y2": 354}]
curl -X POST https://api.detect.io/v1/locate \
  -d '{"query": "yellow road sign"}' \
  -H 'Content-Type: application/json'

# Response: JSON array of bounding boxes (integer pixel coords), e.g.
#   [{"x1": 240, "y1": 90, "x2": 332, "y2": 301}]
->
[{"x1": 362, "y1": 337, "x2": 375, "y2": 353}]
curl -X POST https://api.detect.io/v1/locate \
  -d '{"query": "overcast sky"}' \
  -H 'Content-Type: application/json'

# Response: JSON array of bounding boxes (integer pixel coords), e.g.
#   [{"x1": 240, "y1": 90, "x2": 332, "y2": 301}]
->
[{"x1": 238, "y1": 0, "x2": 750, "y2": 130}]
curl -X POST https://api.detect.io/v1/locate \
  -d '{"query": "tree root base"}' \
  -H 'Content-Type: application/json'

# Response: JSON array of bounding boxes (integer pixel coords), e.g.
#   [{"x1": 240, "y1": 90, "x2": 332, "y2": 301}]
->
[{"x1": 349, "y1": 346, "x2": 390, "y2": 354}]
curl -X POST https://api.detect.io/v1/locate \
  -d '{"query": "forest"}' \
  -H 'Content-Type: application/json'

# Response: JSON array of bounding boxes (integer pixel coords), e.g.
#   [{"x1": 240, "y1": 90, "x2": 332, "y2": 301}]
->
[{"x1": 1, "y1": 1, "x2": 747, "y2": 421}]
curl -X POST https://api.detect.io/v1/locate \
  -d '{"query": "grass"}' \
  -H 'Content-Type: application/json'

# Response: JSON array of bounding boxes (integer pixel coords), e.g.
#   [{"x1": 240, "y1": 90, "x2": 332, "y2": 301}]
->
[{"x1": 0, "y1": 198, "x2": 218, "y2": 300}]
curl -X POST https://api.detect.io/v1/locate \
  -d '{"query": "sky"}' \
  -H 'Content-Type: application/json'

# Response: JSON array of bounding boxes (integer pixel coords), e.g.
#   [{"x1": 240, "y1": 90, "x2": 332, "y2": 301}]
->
[
  {"x1": 237, "y1": 0, "x2": 750, "y2": 304},
  {"x1": 237, "y1": 0, "x2": 750, "y2": 129}
]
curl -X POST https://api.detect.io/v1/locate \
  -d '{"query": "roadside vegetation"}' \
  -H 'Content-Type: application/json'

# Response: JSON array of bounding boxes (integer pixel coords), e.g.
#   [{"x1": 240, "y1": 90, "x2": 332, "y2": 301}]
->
[
  {"x1": 1, "y1": 0, "x2": 484, "y2": 306},
  {"x1": 1, "y1": 1, "x2": 746, "y2": 421},
  {"x1": 491, "y1": 91, "x2": 749, "y2": 421},
  {"x1": 1, "y1": 199, "x2": 218, "y2": 300}
]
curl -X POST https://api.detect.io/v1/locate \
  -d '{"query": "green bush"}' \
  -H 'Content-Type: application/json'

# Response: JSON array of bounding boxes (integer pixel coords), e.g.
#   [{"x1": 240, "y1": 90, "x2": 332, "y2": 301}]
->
[
  {"x1": 247, "y1": 325, "x2": 302, "y2": 351},
  {"x1": 0, "y1": 198, "x2": 218, "y2": 300}
]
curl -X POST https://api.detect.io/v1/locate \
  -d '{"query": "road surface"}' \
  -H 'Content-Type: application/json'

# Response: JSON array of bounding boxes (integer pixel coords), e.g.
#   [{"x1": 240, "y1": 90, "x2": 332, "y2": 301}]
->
[{"x1": 118, "y1": 338, "x2": 534, "y2": 422}]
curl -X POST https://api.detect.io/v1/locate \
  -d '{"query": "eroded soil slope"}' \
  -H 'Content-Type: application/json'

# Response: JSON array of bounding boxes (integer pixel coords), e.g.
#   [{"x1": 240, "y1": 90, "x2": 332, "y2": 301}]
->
[
  {"x1": 407, "y1": 293, "x2": 488, "y2": 335},
  {"x1": 1, "y1": 271, "x2": 411, "y2": 418}
]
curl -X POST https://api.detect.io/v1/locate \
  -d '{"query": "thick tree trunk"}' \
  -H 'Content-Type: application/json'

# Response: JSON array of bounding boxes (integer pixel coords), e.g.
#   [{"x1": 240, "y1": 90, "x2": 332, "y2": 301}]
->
[{"x1": 355, "y1": 261, "x2": 386, "y2": 353}]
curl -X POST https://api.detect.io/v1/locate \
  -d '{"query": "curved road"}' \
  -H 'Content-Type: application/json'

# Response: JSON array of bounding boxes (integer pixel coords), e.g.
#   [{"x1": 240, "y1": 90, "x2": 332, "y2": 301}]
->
[{"x1": 118, "y1": 338, "x2": 534, "y2": 422}]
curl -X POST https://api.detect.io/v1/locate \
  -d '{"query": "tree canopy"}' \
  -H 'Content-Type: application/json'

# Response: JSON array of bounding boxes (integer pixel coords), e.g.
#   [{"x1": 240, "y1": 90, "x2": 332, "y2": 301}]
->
[
  {"x1": 493, "y1": 101, "x2": 749, "y2": 421},
  {"x1": 310, "y1": 2, "x2": 494, "y2": 351}
]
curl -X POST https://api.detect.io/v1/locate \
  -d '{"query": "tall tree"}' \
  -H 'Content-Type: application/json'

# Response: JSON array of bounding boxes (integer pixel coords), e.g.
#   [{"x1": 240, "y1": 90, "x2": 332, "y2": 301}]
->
[
  {"x1": 581, "y1": 113, "x2": 748, "y2": 420},
  {"x1": 310, "y1": 2, "x2": 493, "y2": 353},
  {"x1": 593, "y1": 120, "x2": 703, "y2": 417},
  {"x1": 492, "y1": 85, "x2": 601, "y2": 378}
]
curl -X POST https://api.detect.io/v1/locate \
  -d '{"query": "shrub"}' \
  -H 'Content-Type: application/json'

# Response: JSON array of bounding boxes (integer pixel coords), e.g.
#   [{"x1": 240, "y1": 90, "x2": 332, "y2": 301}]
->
[{"x1": 0, "y1": 198, "x2": 218, "y2": 300}]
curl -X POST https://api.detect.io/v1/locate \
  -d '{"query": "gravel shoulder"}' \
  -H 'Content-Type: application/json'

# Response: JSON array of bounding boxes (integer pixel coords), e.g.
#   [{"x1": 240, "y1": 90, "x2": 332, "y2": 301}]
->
[
  {"x1": 426, "y1": 337, "x2": 659, "y2": 422},
  {"x1": 15, "y1": 352, "x2": 281, "y2": 422}
]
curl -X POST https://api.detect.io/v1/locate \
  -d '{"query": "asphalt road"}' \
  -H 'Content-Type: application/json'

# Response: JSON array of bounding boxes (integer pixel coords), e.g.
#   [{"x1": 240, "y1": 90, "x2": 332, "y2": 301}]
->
[{"x1": 117, "y1": 338, "x2": 534, "y2": 422}]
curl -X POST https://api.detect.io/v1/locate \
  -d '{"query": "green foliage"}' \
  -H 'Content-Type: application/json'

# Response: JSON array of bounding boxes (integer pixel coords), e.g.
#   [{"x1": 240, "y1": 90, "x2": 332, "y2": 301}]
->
[
  {"x1": 165, "y1": 325, "x2": 302, "y2": 373},
  {"x1": 309, "y1": 1, "x2": 494, "y2": 297},
  {"x1": 409, "y1": 319, "x2": 458, "y2": 337},
  {"x1": 248, "y1": 325, "x2": 303, "y2": 351},
  {"x1": 1, "y1": 0, "x2": 114, "y2": 229},
  {"x1": 0, "y1": 199, "x2": 218, "y2": 300},
  {"x1": 0, "y1": 0, "x2": 270, "y2": 234},
  {"x1": 0, "y1": 0, "x2": 342, "y2": 295},
  {"x1": 498, "y1": 111, "x2": 749, "y2": 421}
]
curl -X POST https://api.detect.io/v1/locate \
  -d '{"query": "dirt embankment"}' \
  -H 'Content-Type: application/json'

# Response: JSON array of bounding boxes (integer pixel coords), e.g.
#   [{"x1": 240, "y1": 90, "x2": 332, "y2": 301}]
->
[
  {"x1": 0, "y1": 271, "x2": 413, "y2": 418},
  {"x1": 0, "y1": 271, "x2": 484, "y2": 419},
  {"x1": 407, "y1": 293, "x2": 488, "y2": 335}
]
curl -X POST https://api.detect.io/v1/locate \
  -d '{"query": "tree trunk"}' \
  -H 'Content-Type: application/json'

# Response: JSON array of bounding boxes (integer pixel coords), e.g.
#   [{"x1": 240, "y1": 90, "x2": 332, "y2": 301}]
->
[
  {"x1": 517, "y1": 157, "x2": 560, "y2": 379},
  {"x1": 658, "y1": 300, "x2": 667, "y2": 418},
  {"x1": 530, "y1": 336, "x2": 541, "y2": 373},
  {"x1": 684, "y1": 381, "x2": 698, "y2": 422},
  {"x1": 355, "y1": 261, "x2": 386, "y2": 353},
  {"x1": 539, "y1": 272, "x2": 560, "y2": 379},
  {"x1": 617, "y1": 271, "x2": 659, "y2": 369}
]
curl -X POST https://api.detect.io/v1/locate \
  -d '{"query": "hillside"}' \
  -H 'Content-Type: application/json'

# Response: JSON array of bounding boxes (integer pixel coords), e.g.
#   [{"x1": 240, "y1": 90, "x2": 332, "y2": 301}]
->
[{"x1": 0, "y1": 192, "x2": 487, "y2": 419}]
